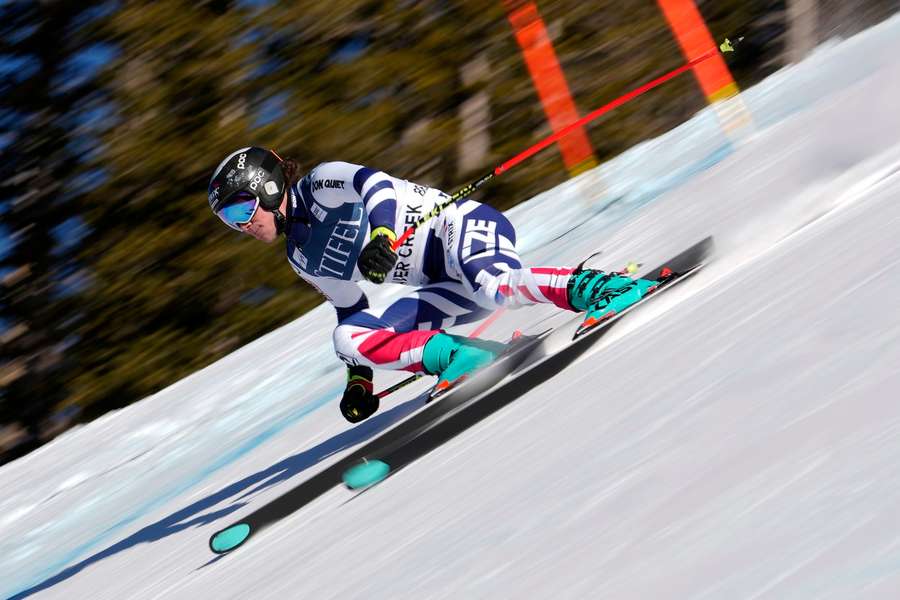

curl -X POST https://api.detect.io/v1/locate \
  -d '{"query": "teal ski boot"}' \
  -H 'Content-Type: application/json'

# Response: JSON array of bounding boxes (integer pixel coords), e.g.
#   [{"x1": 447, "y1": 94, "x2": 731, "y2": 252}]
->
[
  {"x1": 567, "y1": 268, "x2": 659, "y2": 329},
  {"x1": 422, "y1": 333, "x2": 507, "y2": 393}
]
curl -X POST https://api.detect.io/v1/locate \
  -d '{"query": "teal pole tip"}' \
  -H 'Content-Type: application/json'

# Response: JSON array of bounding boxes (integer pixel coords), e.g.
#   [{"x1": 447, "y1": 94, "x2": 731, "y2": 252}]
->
[
  {"x1": 210, "y1": 523, "x2": 252, "y2": 553},
  {"x1": 342, "y1": 460, "x2": 390, "y2": 490}
]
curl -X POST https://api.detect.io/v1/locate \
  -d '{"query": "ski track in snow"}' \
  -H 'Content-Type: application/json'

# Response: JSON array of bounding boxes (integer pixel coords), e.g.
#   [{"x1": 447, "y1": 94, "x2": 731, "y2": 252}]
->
[{"x1": 5, "y1": 14, "x2": 900, "y2": 600}]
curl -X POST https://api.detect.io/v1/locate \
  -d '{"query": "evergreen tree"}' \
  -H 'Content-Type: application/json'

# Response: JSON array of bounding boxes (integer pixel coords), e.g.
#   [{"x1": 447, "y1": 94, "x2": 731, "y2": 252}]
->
[
  {"x1": 0, "y1": 1, "x2": 110, "y2": 455},
  {"x1": 69, "y1": 0, "x2": 315, "y2": 418}
]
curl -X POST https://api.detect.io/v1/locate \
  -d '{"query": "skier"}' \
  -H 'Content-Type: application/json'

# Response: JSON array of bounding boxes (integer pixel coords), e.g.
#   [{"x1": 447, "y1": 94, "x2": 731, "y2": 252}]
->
[{"x1": 208, "y1": 147, "x2": 659, "y2": 423}]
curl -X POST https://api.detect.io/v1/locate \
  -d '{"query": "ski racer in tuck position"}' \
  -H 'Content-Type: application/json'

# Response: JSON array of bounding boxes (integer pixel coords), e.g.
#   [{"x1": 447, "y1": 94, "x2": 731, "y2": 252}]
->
[{"x1": 208, "y1": 147, "x2": 659, "y2": 423}]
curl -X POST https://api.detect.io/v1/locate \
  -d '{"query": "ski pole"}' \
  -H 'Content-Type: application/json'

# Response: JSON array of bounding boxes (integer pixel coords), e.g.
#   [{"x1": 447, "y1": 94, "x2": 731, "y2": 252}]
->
[
  {"x1": 377, "y1": 373, "x2": 421, "y2": 399},
  {"x1": 391, "y1": 39, "x2": 742, "y2": 252}
]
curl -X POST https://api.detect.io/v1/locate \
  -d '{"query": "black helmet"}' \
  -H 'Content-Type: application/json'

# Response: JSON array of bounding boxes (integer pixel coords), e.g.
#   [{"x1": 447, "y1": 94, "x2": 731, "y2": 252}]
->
[{"x1": 208, "y1": 147, "x2": 286, "y2": 216}]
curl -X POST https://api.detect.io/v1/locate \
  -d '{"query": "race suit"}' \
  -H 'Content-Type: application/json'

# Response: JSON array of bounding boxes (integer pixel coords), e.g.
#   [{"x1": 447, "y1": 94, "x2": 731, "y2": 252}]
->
[{"x1": 285, "y1": 161, "x2": 575, "y2": 373}]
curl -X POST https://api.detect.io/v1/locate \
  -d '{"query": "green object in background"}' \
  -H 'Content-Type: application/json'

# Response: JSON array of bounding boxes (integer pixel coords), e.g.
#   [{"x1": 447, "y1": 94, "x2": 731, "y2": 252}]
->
[
  {"x1": 209, "y1": 523, "x2": 252, "y2": 553},
  {"x1": 342, "y1": 460, "x2": 390, "y2": 490},
  {"x1": 720, "y1": 36, "x2": 745, "y2": 53}
]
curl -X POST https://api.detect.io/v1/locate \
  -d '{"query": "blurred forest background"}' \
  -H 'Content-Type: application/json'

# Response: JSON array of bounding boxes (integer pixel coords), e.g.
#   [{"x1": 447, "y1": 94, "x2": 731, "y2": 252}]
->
[{"x1": 2, "y1": 0, "x2": 899, "y2": 463}]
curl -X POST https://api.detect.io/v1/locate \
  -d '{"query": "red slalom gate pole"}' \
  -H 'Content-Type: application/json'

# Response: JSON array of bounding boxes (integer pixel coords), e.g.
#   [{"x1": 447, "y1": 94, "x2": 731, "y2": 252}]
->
[{"x1": 391, "y1": 45, "x2": 723, "y2": 253}]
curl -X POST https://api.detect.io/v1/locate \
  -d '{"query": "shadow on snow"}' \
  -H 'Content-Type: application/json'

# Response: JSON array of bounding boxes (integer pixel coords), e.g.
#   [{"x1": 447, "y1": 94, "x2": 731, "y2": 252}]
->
[{"x1": 9, "y1": 393, "x2": 428, "y2": 599}]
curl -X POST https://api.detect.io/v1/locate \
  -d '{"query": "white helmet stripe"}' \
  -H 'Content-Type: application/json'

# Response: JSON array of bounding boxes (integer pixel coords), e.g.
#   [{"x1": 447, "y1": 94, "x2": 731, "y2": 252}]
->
[{"x1": 210, "y1": 146, "x2": 252, "y2": 183}]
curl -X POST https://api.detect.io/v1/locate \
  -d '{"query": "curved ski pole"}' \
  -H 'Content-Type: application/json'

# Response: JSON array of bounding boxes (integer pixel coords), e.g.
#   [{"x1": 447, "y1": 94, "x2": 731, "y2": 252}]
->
[{"x1": 391, "y1": 40, "x2": 741, "y2": 252}]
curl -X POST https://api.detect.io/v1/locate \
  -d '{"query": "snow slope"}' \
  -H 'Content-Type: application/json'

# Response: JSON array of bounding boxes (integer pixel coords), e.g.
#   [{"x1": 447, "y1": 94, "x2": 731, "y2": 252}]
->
[{"x1": 4, "y1": 15, "x2": 900, "y2": 599}]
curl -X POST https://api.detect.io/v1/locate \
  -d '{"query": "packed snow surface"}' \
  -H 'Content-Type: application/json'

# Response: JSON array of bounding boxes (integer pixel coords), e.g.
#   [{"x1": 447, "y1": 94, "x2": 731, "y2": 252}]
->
[{"x1": 4, "y1": 15, "x2": 900, "y2": 599}]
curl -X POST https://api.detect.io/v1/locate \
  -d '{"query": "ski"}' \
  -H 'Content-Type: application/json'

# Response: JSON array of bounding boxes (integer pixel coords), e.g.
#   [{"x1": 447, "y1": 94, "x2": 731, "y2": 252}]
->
[
  {"x1": 207, "y1": 237, "x2": 713, "y2": 554},
  {"x1": 337, "y1": 237, "x2": 714, "y2": 493},
  {"x1": 207, "y1": 332, "x2": 548, "y2": 555},
  {"x1": 573, "y1": 236, "x2": 713, "y2": 340}
]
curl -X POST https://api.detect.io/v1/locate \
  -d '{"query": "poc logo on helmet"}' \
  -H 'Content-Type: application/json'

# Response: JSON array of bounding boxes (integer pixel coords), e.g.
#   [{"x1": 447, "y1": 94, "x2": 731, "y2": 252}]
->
[
  {"x1": 237, "y1": 153, "x2": 247, "y2": 169},
  {"x1": 249, "y1": 169, "x2": 267, "y2": 191}
]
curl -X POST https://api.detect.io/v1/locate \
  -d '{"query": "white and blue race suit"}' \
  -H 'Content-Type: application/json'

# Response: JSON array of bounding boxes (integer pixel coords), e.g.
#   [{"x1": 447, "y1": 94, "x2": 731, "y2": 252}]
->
[{"x1": 285, "y1": 161, "x2": 576, "y2": 373}]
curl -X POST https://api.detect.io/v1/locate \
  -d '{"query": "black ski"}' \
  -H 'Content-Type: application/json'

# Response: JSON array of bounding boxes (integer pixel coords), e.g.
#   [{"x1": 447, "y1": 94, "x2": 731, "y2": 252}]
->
[
  {"x1": 207, "y1": 334, "x2": 548, "y2": 554},
  {"x1": 337, "y1": 237, "x2": 714, "y2": 493}
]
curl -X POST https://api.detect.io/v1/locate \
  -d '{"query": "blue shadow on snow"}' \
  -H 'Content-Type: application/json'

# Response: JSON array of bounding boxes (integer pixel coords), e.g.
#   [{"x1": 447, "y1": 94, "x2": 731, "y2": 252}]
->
[{"x1": 8, "y1": 392, "x2": 428, "y2": 599}]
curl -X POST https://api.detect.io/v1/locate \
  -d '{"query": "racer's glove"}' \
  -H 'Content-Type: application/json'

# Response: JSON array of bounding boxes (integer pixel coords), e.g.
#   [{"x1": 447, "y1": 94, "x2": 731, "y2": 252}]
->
[
  {"x1": 357, "y1": 227, "x2": 398, "y2": 284},
  {"x1": 340, "y1": 365, "x2": 379, "y2": 423}
]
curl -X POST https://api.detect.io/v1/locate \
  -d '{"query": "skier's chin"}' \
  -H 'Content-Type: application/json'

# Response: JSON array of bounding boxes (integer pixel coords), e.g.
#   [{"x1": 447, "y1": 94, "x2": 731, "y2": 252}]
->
[
  {"x1": 246, "y1": 227, "x2": 277, "y2": 243},
  {"x1": 257, "y1": 230, "x2": 277, "y2": 243}
]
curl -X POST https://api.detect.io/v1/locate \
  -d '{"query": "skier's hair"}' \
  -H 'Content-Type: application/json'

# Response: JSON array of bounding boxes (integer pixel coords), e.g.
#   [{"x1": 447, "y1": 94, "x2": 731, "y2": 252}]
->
[{"x1": 280, "y1": 157, "x2": 301, "y2": 186}]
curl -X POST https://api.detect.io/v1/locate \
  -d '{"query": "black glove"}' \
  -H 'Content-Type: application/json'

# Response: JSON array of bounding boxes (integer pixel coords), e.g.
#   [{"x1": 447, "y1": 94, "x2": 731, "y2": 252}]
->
[
  {"x1": 340, "y1": 365, "x2": 379, "y2": 423},
  {"x1": 357, "y1": 231, "x2": 398, "y2": 284}
]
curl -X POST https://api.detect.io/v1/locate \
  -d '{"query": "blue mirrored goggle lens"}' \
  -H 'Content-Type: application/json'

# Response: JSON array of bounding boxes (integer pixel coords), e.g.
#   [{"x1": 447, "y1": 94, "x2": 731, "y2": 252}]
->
[{"x1": 216, "y1": 194, "x2": 260, "y2": 230}]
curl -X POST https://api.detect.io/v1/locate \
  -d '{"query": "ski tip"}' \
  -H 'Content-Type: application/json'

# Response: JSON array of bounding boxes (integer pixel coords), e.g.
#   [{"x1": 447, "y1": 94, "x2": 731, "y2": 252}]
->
[
  {"x1": 342, "y1": 459, "x2": 391, "y2": 490},
  {"x1": 209, "y1": 523, "x2": 252, "y2": 554}
]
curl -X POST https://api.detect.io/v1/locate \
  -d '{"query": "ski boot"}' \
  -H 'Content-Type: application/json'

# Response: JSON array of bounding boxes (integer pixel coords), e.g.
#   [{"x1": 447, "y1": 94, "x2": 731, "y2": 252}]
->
[
  {"x1": 422, "y1": 333, "x2": 508, "y2": 393},
  {"x1": 567, "y1": 268, "x2": 659, "y2": 329}
]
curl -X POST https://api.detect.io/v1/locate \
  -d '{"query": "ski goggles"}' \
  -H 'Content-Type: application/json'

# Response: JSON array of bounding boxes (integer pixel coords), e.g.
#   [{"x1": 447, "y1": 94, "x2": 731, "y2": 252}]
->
[{"x1": 216, "y1": 192, "x2": 260, "y2": 231}]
